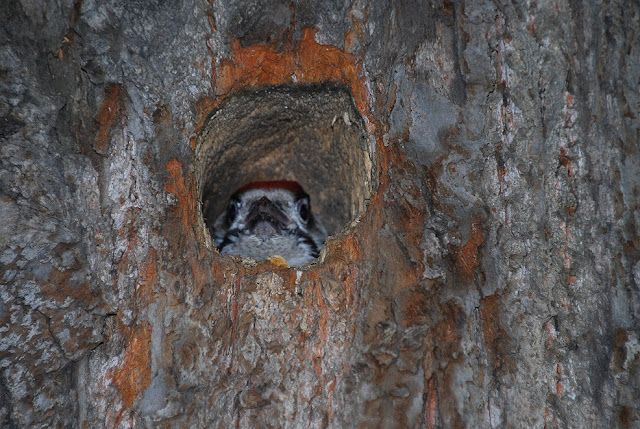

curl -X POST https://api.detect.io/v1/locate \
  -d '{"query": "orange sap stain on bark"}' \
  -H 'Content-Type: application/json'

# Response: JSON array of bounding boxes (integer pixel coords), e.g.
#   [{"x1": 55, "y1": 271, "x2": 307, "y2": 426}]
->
[
  {"x1": 95, "y1": 84, "x2": 124, "y2": 153},
  {"x1": 164, "y1": 160, "x2": 197, "y2": 231},
  {"x1": 197, "y1": 27, "x2": 374, "y2": 137},
  {"x1": 109, "y1": 323, "x2": 152, "y2": 410}
]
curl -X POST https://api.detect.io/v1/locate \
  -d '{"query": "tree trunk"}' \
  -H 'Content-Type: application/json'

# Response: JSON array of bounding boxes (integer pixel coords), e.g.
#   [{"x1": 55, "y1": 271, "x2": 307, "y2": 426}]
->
[{"x1": 1, "y1": 0, "x2": 638, "y2": 427}]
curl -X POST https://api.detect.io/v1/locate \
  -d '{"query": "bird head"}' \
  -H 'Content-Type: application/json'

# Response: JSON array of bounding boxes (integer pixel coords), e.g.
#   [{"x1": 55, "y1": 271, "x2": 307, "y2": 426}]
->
[{"x1": 213, "y1": 181, "x2": 327, "y2": 266}]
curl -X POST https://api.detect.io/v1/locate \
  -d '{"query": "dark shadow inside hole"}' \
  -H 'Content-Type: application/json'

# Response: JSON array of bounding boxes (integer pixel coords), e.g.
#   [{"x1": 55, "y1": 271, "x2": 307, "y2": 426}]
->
[{"x1": 196, "y1": 84, "x2": 375, "y2": 253}]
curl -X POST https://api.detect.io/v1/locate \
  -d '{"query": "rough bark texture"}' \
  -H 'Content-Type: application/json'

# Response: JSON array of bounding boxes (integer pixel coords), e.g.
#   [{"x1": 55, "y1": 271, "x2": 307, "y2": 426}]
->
[{"x1": 1, "y1": 0, "x2": 639, "y2": 428}]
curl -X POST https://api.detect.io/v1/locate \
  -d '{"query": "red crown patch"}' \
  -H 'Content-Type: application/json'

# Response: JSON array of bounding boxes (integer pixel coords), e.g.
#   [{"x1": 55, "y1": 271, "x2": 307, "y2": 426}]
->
[{"x1": 237, "y1": 180, "x2": 304, "y2": 194}]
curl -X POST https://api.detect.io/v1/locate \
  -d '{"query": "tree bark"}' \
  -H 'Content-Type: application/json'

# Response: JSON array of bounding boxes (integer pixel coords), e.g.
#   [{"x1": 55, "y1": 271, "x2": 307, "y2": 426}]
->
[{"x1": 1, "y1": 0, "x2": 638, "y2": 427}]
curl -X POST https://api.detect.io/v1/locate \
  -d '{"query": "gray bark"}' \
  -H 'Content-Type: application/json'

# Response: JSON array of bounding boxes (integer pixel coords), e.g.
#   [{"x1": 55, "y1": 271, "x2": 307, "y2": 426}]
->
[{"x1": 1, "y1": 0, "x2": 638, "y2": 427}]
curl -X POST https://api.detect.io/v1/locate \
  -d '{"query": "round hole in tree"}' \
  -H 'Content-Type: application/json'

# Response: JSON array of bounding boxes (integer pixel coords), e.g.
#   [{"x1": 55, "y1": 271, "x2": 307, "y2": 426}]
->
[{"x1": 195, "y1": 84, "x2": 376, "y2": 264}]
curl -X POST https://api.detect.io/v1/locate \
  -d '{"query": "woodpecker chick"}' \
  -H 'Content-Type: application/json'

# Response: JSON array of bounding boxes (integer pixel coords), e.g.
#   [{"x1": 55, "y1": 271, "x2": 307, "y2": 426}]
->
[{"x1": 214, "y1": 181, "x2": 327, "y2": 267}]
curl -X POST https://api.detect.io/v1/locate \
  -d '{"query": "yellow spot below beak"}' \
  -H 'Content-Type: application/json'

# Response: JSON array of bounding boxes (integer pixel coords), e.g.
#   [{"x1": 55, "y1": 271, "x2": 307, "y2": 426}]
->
[{"x1": 268, "y1": 255, "x2": 290, "y2": 268}]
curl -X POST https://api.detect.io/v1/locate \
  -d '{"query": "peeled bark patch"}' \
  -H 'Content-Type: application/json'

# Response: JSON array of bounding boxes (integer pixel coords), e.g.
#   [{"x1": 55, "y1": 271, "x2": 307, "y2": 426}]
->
[
  {"x1": 109, "y1": 323, "x2": 152, "y2": 410},
  {"x1": 94, "y1": 83, "x2": 124, "y2": 155}
]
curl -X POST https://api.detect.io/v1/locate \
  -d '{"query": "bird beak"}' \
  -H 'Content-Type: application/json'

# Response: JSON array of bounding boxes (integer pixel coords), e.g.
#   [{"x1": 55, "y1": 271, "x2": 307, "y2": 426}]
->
[{"x1": 245, "y1": 197, "x2": 292, "y2": 234}]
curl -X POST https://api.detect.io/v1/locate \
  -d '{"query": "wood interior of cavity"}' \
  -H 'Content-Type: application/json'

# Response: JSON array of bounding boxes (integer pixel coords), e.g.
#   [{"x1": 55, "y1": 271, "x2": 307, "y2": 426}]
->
[{"x1": 196, "y1": 85, "x2": 374, "y2": 237}]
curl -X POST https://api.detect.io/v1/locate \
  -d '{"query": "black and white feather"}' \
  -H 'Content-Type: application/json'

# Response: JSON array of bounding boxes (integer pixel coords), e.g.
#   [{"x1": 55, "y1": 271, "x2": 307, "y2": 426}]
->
[{"x1": 213, "y1": 181, "x2": 327, "y2": 266}]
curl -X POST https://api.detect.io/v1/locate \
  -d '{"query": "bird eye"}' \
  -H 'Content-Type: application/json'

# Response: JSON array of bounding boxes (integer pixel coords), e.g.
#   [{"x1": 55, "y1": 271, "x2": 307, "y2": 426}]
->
[
  {"x1": 298, "y1": 201, "x2": 309, "y2": 222},
  {"x1": 227, "y1": 199, "x2": 240, "y2": 221}
]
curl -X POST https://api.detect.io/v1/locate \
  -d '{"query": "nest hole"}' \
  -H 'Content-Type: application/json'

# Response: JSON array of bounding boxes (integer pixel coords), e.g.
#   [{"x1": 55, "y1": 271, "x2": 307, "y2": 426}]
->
[{"x1": 196, "y1": 84, "x2": 376, "y2": 256}]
